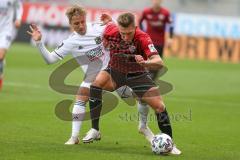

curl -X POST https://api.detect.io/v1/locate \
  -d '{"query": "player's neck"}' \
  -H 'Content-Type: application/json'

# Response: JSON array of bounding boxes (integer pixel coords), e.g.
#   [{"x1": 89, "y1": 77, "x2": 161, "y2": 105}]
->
[{"x1": 152, "y1": 6, "x2": 161, "y2": 12}]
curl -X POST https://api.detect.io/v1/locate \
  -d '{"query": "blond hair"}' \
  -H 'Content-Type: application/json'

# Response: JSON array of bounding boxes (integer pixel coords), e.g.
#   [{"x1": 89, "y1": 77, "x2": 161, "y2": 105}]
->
[{"x1": 66, "y1": 5, "x2": 86, "y2": 23}]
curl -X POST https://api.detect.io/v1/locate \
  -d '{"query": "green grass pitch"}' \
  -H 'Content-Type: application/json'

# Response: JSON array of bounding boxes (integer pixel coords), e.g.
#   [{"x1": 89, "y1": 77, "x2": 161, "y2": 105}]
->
[{"x1": 0, "y1": 42, "x2": 239, "y2": 160}]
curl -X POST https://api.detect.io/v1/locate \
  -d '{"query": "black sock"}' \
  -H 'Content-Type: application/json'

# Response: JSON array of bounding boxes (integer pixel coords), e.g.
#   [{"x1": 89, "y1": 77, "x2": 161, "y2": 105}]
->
[
  {"x1": 89, "y1": 85, "x2": 102, "y2": 131},
  {"x1": 156, "y1": 109, "x2": 173, "y2": 138}
]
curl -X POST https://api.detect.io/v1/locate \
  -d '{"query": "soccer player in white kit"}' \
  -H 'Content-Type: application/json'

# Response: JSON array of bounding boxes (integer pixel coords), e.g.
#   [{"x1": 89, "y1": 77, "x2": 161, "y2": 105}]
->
[
  {"x1": 28, "y1": 5, "x2": 153, "y2": 145},
  {"x1": 0, "y1": 0, "x2": 23, "y2": 90}
]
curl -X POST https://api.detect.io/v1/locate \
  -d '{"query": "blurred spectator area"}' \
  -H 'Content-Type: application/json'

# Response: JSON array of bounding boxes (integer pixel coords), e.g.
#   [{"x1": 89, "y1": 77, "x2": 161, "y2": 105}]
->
[{"x1": 24, "y1": 0, "x2": 240, "y2": 17}]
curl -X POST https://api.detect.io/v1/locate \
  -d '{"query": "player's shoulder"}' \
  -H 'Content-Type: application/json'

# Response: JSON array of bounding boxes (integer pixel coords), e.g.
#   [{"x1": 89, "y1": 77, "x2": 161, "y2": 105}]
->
[
  {"x1": 143, "y1": 7, "x2": 152, "y2": 14},
  {"x1": 60, "y1": 32, "x2": 78, "y2": 47},
  {"x1": 160, "y1": 6, "x2": 170, "y2": 15},
  {"x1": 135, "y1": 27, "x2": 151, "y2": 41},
  {"x1": 88, "y1": 22, "x2": 106, "y2": 34},
  {"x1": 104, "y1": 23, "x2": 118, "y2": 36},
  {"x1": 87, "y1": 22, "x2": 102, "y2": 29},
  {"x1": 65, "y1": 32, "x2": 77, "y2": 41}
]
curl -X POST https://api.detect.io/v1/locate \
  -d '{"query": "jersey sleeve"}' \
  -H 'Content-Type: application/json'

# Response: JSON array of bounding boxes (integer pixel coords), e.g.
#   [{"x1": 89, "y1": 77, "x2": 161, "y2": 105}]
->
[
  {"x1": 103, "y1": 23, "x2": 116, "y2": 37},
  {"x1": 141, "y1": 35, "x2": 158, "y2": 58},
  {"x1": 91, "y1": 22, "x2": 106, "y2": 35},
  {"x1": 165, "y1": 10, "x2": 173, "y2": 24},
  {"x1": 53, "y1": 39, "x2": 73, "y2": 59}
]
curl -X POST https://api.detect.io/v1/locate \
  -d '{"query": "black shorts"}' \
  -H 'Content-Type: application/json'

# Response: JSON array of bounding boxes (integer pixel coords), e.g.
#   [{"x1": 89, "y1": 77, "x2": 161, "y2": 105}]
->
[
  {"x1": 154, "y1": 45, "x2": 164, "y2": 58},
  {"x1": 104, "y1": 67, "x2": 156, "y2": 98}
]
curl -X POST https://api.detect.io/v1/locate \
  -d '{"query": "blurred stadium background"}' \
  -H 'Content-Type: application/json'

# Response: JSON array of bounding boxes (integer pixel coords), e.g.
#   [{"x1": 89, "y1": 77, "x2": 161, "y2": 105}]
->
[
  {"x1": 17, "y1": 0, "x2": 240, "y2": 62},
  {"x1": 0, "y1": 0, "x2": 240, "y2": 160}
]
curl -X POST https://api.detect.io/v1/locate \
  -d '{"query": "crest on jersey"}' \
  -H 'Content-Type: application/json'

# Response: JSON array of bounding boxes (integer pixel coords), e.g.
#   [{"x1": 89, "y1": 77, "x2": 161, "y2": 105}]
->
[
  {"x1": 148, "y1": 44, "x2": 157, "y2": 53},
  {"x1": 129, "y1": 45, "x2": 136, "y2": 53},
  {"x1": 95, "y1": 36, "x2": 102, "y2": 44}
]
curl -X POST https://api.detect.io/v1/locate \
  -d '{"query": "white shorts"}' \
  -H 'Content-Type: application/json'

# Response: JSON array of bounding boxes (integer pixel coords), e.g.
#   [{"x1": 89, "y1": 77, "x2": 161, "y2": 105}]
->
[
  {"x1": 0, "y1": 32, "x2": 13, "y2": 49},
  {"x1": 80, "y1": 81, "x2": 91, "y2": 88},
  {"x1": 79, "y1": 59, "x2": 109, "y2": 89}
]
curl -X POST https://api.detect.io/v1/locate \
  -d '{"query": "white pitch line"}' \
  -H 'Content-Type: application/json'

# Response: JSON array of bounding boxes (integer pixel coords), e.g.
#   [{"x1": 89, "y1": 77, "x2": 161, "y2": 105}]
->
[{"x1": 4, "y1": 82, "x2": 45, "y2": 89}]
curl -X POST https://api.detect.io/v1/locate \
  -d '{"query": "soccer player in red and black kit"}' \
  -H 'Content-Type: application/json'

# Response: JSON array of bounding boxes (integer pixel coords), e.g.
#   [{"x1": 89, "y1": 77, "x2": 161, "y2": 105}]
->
[
  {"x1": 84, "y1": 13, "x2": 181, "y2": 155},
  {"x1": 139, "y1": 0, "x2": 173, "y2": 59}
]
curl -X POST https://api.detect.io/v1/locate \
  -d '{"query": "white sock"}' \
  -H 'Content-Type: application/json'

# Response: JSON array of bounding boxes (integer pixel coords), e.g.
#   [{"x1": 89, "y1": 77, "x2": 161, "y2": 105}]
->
[
  {"x1": 137, "y1": 101, "x2": 149, "y2": 129},
  {"x1": 71, "y1": 100, "x2": 86, "y2": 138}
]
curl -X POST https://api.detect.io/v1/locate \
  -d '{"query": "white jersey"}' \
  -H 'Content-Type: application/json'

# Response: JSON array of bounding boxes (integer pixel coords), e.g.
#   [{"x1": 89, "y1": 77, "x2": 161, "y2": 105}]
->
[
  {"x1": 0, "y1": 0, "x2": 23, "y2": 49},
  {"x1": 0, "y1": 0, "x2": 22, "y2": 31},
  {"x1": 36, "y1": 22, "x2": 109, "y2": 88}
]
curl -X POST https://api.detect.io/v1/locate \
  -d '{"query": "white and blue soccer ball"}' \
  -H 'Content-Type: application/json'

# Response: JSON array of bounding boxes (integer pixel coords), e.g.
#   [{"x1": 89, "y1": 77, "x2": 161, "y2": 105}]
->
[{"x1": 151, "y1": 133, "x2": 173, "y2": 154}]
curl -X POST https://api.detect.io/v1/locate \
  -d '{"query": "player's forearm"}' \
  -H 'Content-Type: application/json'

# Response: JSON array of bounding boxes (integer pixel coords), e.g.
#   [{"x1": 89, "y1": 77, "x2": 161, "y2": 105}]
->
[
  {"x1": 35, "y1": 41, "x2": 60, "y2": 64},
  {"x1": 144, "y1": 55, "x2": 164, "y2": 70}
]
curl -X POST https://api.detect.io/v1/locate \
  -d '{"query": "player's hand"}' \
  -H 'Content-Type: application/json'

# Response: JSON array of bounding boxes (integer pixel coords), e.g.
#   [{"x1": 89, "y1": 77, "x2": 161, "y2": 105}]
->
[
  {"x1": 27, "y1": 24, "x2": 42, "y2": 41},
  {"x1": 135, "y1": 55, "x2": 147, "y2": 66},
  {"x1": 100, "y1": 13, "x2": 112, "y2": 25},
  {"x1": 14, "y1": 20, "x2": 21, "y2": 28}
]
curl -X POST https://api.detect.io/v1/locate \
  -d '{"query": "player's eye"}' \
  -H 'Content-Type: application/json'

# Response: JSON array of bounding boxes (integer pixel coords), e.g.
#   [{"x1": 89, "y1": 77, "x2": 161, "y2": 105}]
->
[{"x1": 74, "y1": 22, "x2": 79, "y2": 25}]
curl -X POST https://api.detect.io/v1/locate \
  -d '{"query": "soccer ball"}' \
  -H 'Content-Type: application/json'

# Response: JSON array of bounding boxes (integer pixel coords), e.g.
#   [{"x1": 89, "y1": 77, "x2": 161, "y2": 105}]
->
[{"x1": 151, "y1": 133, "x2": 173, "y2": 154}]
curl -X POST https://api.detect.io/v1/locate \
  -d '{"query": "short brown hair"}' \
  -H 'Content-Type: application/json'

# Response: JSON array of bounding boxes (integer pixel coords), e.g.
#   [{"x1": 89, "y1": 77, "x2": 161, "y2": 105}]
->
[
  {"x1": 117, "y1": 12, "x2": 135, "y2": 27},
  {"x1": 66, "y1": 5, "x2": 86, "y2": 22}
]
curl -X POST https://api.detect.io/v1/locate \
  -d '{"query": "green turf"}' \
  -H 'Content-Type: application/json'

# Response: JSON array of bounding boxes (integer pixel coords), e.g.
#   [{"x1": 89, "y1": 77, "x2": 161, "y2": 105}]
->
[{"x1": 0, "y1": 42, "x2": 240, "y2": 160}]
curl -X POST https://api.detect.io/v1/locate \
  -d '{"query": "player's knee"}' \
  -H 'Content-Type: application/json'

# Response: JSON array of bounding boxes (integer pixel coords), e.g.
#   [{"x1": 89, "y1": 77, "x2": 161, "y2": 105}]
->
[
  {"x1": 91, "y1": 80, "x2": 102, "y2": 88},
  {"x1": 0, "y1": 49, "x2": 6, "y2": 59},
  {"x1": 154, "y1": 102, "x2": 165, "y2": 113},
  {"x1": 0, "y1": 50, "x2": 6, "y2": 60}
]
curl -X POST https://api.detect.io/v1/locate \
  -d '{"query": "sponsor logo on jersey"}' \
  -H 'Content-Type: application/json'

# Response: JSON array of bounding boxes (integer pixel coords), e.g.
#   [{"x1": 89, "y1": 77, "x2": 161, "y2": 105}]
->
[
  {"x1": 85, "y1": 45, "x2": 104, "y2": 61},
  {"x1": 150, "y1": 21, "x2": 163, "y2": 27}
]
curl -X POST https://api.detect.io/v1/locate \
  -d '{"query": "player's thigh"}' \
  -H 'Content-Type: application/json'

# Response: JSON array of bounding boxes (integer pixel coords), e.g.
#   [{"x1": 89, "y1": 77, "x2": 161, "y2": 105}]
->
[
  {"x1": 93, "y1": 70, "x2": 116, "y2": 91},
  {"x1": 0, "y1": 32, "x2": 12, "y2": 59},
  {"x1": 141, "y1": 87, "x2": 165, "y2": 112}
]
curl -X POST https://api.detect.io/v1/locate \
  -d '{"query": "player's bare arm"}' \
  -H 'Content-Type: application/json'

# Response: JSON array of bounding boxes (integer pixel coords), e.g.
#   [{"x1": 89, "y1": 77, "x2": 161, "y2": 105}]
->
[
  {"x1": 27, "y1": 24, "x2": 60, "y2": 64},
  {"x1": 135, "y1": 54, "x2": 164, "y2": 70}
]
